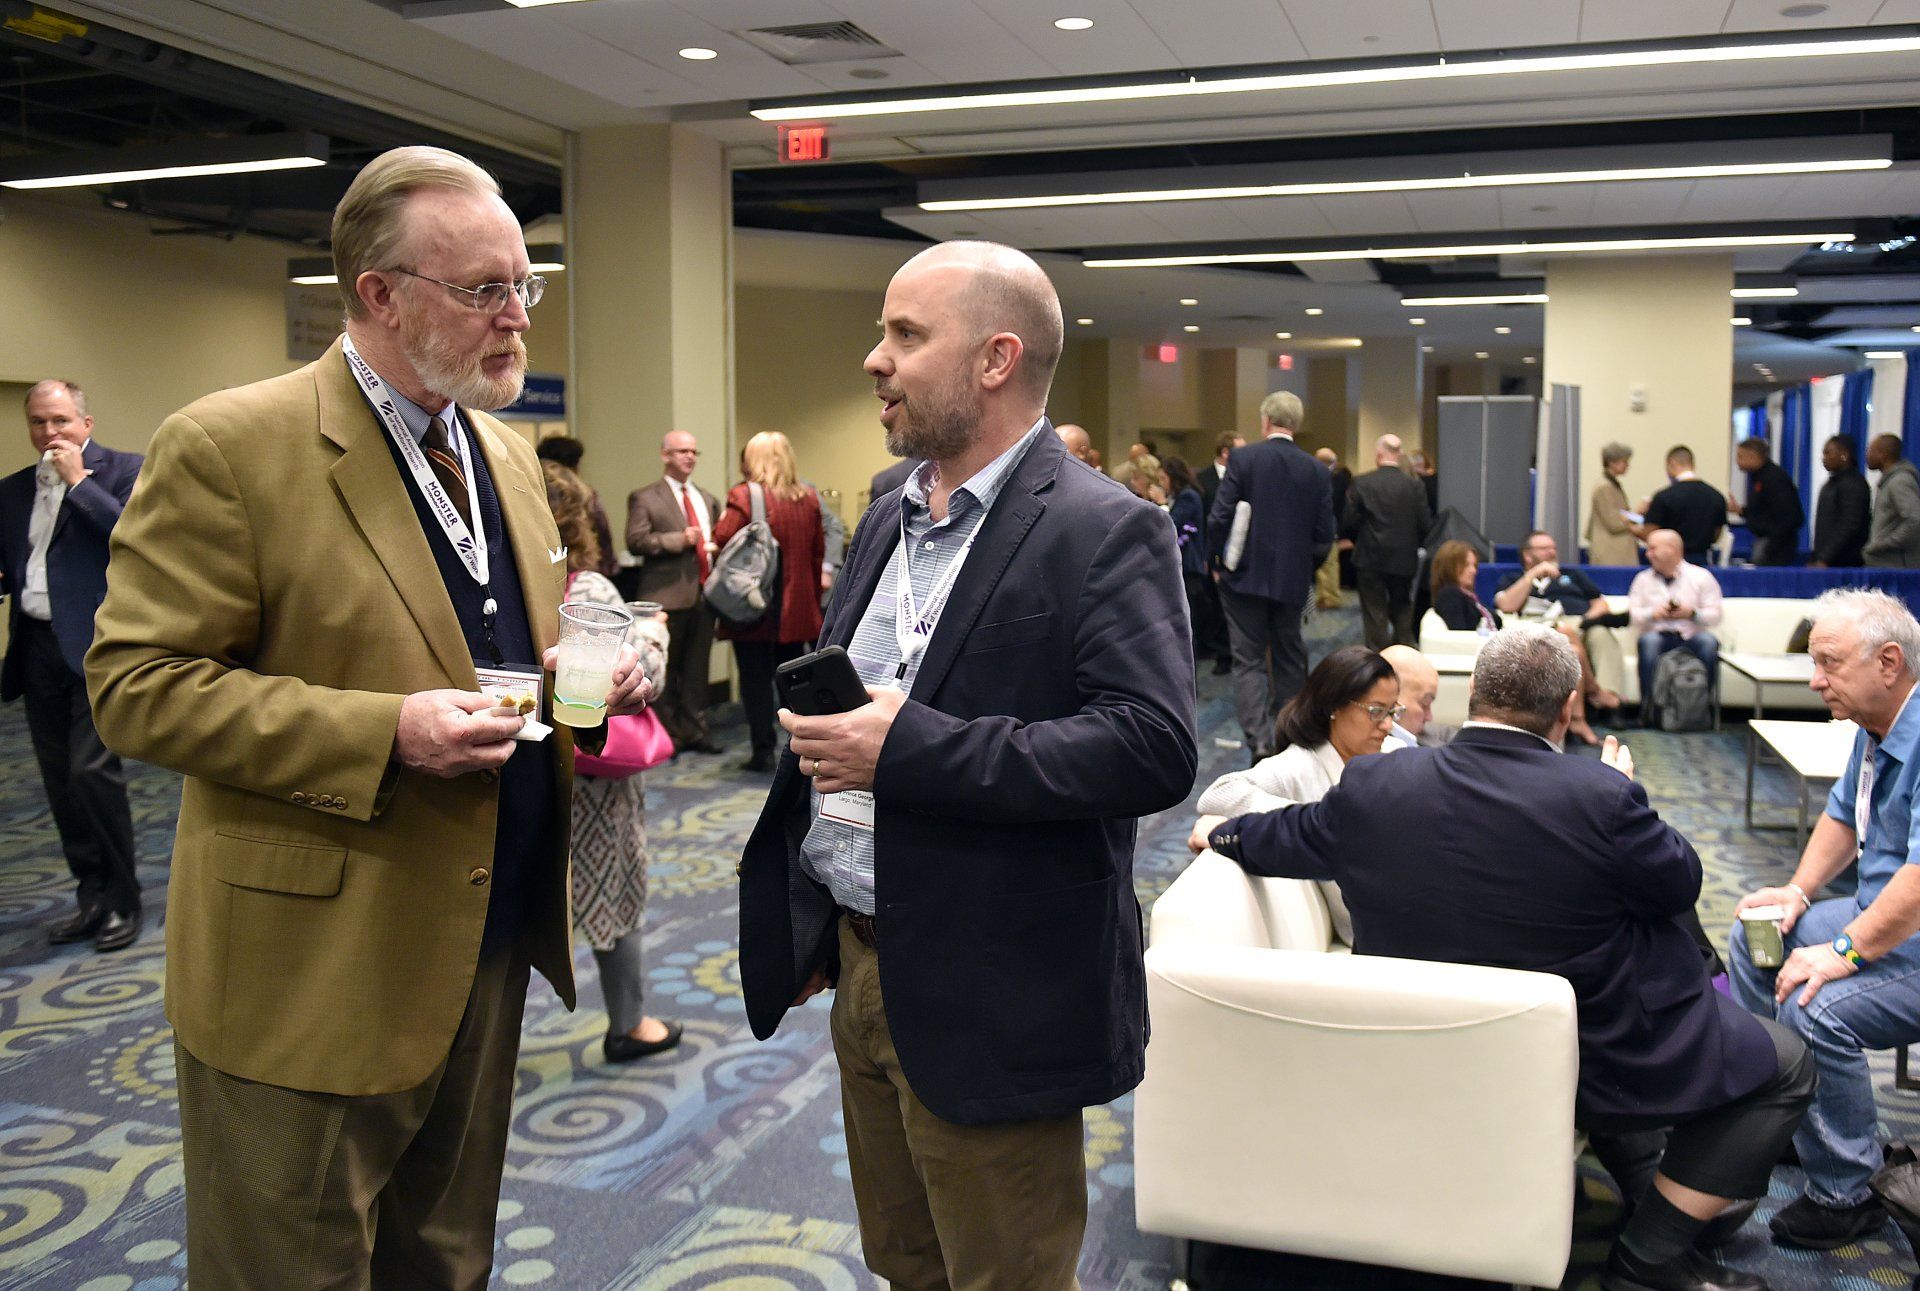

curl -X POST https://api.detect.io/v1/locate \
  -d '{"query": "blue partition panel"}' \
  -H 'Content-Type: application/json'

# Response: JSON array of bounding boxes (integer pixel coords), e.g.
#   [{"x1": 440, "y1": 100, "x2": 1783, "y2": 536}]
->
[{"x1": 1475, "y1": 562, "x2": 1920, "y2": 608}]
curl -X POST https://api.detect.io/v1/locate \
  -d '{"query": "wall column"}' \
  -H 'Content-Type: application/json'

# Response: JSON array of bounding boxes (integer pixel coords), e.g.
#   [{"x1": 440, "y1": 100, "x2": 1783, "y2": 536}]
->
[
  {"x1": 1543, "y1": 255, "x2": 1734, "y2": 531},
  {"x1": 1356, "y1": 336, "x2": 1423, "y2": 457}
]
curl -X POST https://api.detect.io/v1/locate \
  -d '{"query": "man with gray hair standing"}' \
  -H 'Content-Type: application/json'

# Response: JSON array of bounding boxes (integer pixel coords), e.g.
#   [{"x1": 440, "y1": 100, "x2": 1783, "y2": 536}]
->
[
  {"x1": 1343, "y1": 432, "x2": 1432, "y2": 650},
  {"x1": 1201, "y1": 624, "x2": 1812, "y2": 1291},
  {"x1": 1208, "y1": 389, "x2": 1334, "y2": 757},
  {"x1": 1733, "y1": 588, "x2": 1920, "y2": 1250}
]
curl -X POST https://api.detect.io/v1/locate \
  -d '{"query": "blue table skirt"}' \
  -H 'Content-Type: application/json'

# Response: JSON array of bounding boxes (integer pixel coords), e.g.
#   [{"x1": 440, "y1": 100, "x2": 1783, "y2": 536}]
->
[{"x1": 1475, "y1": 562, "x2": 1920, "y2": 607}]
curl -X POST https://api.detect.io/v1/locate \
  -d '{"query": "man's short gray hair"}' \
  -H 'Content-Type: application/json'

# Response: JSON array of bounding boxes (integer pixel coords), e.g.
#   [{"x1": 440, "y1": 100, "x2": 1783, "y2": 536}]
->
[
  {"x1": 1469, "y1": 624, "x2": 1582, "y2": 735},
  {"x1": 1813, "y1": 588, "x2": 1920, "y2": 676},
  {"x1": 1260, "y1": 390, "x2": 1303, "y2": 430},
  {"x1": 25, "y1": 379, "x2": 86, "y2": 417}
]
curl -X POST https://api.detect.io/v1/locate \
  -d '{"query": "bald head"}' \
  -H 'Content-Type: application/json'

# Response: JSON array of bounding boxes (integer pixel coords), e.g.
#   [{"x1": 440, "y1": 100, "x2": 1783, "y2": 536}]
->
[
  {"x1": 1646, "y1": 528, "x2": 1684, "y2": 575},
  {"x1": 1380, "y1": 645, "x2": 1438, "y2": 735},
  {"x1": 1314, "y1": 447, "x2": 1337, "y2": 466},
  {"x1": 1375, "y1": 434, "x2": 1403, "y2": 466},
  {"x1": 1056, "y1": 423, "x2": 1093, "y2": 462},
  {"x1": 892, "y1": 241, "x2": 1063, "y2": 401}
]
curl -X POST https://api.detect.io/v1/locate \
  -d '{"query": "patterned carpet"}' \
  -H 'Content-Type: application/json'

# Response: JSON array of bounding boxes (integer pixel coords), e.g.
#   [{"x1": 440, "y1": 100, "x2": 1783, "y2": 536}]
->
[{"x1": 1, "y1": 604, "x2": 1917, "y2": 1290}]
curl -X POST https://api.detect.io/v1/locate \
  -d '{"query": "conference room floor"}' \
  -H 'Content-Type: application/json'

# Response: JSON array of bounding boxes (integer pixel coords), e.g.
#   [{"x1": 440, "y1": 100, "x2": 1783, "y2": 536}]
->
[{"x1": 1, "y1": 605, "x2": 1914, "y2": 1290}]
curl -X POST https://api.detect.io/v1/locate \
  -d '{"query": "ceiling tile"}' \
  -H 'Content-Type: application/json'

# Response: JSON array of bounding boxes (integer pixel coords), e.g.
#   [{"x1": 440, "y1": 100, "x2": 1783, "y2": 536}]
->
[
  {"x1": 1280, "y1": 0, "x2": 1441, "y2": 58},
  {"x1": 1434, "y1": 0, "x2": 1579, "y2": 49},
  {"x1": 1403, "y1": 188, "x2": 1503, "y2": 232},
  {"x1": 1212, "y1": 196, "x2": 1343, "y2": 238},
  {"x1": 1494, "y1": 183, "x2": 1599, "y2": 228},
  {"x1": 558, "y1": 3, "x2": 825, "y2": 99},
  {"x1": 1583, "y1": 177, "x2": 1697, "y2": 225},
  {"x1": 1723, "y1": 0, "x2": 1885, "y2": 29},
  {"x1": 1134, "y1": 0, "x2": 1309, "y2": 67},
  {"x1": 1576, "y1": 0, "x2": 1738, "y2": 42},
  {"x1": 967, "y1": 0, "x2": 1178, "y2": 76},
  {"x1": 1872, "y1": 0, "x2": 1920, "y2": 21},
  {"x1": 1308, "y1": 192, "x2": 1421, "y2": 236},
  {"x1": 826, "y1": 0, "x2": 1058, "y2": 83},
  {"x1": 418, "y1": 11, "x2": 699, "y2": 109}
]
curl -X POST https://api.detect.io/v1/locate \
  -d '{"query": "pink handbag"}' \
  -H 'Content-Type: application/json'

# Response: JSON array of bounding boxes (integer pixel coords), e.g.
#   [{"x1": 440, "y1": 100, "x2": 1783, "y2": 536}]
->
[{"x1": 574, "y1": 707, "x2": 674, "y2": 779}]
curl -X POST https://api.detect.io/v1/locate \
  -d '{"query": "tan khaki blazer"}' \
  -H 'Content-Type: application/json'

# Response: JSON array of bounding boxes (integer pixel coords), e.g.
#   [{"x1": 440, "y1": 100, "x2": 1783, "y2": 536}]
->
[
  {"x1": 625, "y1": 477, "x2": 718, "y2": 612},
  {"x1": 86, "y1": 338, "x2": 575, "y2": 1097}
]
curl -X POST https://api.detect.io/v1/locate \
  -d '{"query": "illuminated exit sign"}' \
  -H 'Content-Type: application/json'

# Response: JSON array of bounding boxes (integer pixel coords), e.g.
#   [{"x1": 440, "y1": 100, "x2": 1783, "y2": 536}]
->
[{"x1": 779, "y1": 125, "x2": 831, "y2": 163}]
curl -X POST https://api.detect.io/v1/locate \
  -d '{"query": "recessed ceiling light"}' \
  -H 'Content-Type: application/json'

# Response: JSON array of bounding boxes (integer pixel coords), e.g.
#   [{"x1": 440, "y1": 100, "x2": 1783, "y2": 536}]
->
[
  {"x1": 1275, "y1": 331, "x2": 1292, "y2": 339},
  {"x1": 847, "y1": 68, "x2": 890, "y2": 80},
  {"x1": 1183, "y1": 324, "x2": 1200, "y2": 332},
  {"x1": 1421, "y1": 345, "x2": 1435, "y2": 353},
  {"x1": 1053, "y1": 17, "x2": 1095, "y2": 31},
  {"x1": 1475, "y1": 351, "x2": 1490, "y2": 359},
  {"x1": 1909, "y1": 325, "x2": 1920, "y2": 333},
  {"x1": 1076, "y1": 317, "x2": 1094, "y2": 324},
  {"x1": 1733, "y1": 316, "x2": 1754, "y2": 326},
  {"x1": 1408, "y1": 317, "x2": 1426, "y2": 325},
  {"x1": 1180, "y1": 297, "x2": 1199, "y2": 305},
  {"x1": 1304, "y1": 307, "x2": 1324, "y2": 315},
  {"x1": 1087, "y1": 231, "x2": 1853, "y2": 269},
  {"x1": 1867, "y1": 351, "x2": 1906, "y2": 358},
  {"x1": 1780, "y1": 3, "x2": 1829, "y2": 17},
  {"x1": 1494, "y1": 326, "x2": 1512, "y2": 334},
  {"x1": 1523, "y1": 356, "x2": 1538, "y2": 364},
  {"x1": 918, "y1": 158, "x2": 1889, "y2": 212},
  {"x1": 678, "y1": 47, "x2": 718, "y2": 60},
  {"x1": 1732, "y1": 286, "x2": 1799, "y2": 299},
  {"x1": 754, "y1": 31, "x2": 1920, "y2": 121}
]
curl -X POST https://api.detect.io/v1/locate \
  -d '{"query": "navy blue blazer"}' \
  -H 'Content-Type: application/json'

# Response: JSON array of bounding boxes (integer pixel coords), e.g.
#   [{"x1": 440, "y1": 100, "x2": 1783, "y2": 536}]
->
[
  {"x1": 1221, "y1": 725, "x2": 1777, "y2": 1122},
  {"x1": 0, "y1": 439, "x2": 142, "y2": 699},
  {"x1": 1207, "y1": 434, "x2": 1334, "y2": 606},
  {"x1": 739, "y1": 427, "x2": 1199, "y2": 1125}
]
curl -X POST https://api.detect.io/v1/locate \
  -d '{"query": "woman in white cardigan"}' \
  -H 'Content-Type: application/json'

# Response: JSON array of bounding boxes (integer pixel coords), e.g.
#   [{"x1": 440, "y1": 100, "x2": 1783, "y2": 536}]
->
[{"x1": 1193, "y1": 645, "x2": 1406, "y2": 942}]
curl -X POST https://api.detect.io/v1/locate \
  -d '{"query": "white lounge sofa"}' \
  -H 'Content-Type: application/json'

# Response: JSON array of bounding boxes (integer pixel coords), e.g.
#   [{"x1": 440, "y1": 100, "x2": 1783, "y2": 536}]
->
[
  {"x1": 1135, "y1": 853, "x2": 1580, "y2": 1288},
  {"x1": 1420, "y1": 594, "x2": 1821, "y2": 712}
]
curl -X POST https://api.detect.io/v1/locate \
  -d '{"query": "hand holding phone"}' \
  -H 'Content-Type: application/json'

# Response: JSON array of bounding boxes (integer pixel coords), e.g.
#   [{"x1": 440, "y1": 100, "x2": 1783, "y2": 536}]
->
[{"x1": 776, "y1": 646, "x2": 868, "y2": 716}]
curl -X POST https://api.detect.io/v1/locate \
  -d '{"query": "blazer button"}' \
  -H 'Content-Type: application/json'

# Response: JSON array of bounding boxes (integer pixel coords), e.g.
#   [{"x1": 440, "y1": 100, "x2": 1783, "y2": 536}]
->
[
  {"x1": 336, "y1": 797, "x2": 348, "y2": 810},
  {"x1": 469, "y1": 868, "x2": 490, "y2": 886},
  {"x1": 292, "y1": 791, "x2": 309, "y2": 804}
]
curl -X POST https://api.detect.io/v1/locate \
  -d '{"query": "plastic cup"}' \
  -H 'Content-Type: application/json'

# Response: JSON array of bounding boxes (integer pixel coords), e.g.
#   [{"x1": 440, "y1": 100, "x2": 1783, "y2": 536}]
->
[
  {"x1": 1741, "y1": 904, "x2": 1787, "y2": 969},
  {"x1": 553, "y1": 601, "x2": 632, "y2": 727}
]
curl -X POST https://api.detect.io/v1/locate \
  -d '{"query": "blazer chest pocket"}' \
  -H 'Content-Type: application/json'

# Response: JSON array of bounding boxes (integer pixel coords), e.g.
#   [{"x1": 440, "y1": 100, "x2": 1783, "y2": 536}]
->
[
  {"x1": 208, "y1": 831, "x2": 346, "y2": 897},
  {"x1": 963, "y1": 611, "x2": 1053, "y2": 655}
]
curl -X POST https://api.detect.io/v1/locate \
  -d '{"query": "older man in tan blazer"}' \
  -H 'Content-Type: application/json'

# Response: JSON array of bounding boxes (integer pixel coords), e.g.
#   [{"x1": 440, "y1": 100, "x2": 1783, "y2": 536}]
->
[
  {"x1": 626, "y1": 431, "x2": 723, "y2": 753},
  {"x1": 87, "y1": 147, "x2": 649, "y2": 1290}
]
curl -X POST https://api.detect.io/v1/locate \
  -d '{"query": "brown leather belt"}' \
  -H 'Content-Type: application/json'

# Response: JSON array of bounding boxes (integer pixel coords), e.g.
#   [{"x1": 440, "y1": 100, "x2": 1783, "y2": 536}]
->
[{"x1": 841, "y1": 907, "x2": 878, "y2": 949}]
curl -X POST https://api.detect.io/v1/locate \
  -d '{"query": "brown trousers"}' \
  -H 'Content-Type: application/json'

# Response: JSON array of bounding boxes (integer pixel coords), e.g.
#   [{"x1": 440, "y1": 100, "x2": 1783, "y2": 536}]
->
[
  {"x1": 174, "y1": 944, "x2": 530, "y2": 1291},
  {"x1": 832, "y1": 920, "x2": 1086, "y2": 1291},
  {"x1": 660, "y1": 601, "x2": 717, "y2": 745}
]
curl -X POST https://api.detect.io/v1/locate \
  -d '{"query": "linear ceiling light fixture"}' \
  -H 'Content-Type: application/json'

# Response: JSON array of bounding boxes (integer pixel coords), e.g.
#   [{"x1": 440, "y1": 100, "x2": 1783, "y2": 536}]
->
[
  {"x1": 1402, "y1": 288, "x2": 1796, "y2": 306},
  {"x1": 1086, "y1": 231, "x2": 1854, "y2": 269},
  {"x1": 0, "y1": 131, "x2": 328, "y2": 190},
  {"x1": 1731, "y1": 286, "x2": 1801, "y2": 299},
  {"x1": 920, "y1": 158, "x2": 1889, "y2": 212},
  {"x1": 753, "y1": 30, "x2": 1920, "y2": 121}
]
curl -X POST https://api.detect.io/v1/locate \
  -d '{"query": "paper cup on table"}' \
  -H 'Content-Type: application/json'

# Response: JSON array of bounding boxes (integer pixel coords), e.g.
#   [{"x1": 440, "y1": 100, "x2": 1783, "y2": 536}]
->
[
  {"x1": 1741, "y1": 904, "x2": 1787, "y2": 969},
  {"x1": 553, "y1": 601, "x2": 632, "y2": 728}
]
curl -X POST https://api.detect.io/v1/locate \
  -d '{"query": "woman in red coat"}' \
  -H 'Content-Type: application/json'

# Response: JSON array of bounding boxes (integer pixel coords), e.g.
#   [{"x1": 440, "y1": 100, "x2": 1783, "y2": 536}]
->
[{"x1": 714, "y1": 431, "x2": 826, "y2": 771}]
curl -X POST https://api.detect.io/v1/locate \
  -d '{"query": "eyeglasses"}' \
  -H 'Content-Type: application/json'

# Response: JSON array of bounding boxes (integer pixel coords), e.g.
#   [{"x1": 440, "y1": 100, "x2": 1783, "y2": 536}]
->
[
  {"x1": 1351, "y1": 702, "x2": 1407, "y2": 724},
  {"x1": 389, "y1": 268, "x2": 544, "y2": 314}
]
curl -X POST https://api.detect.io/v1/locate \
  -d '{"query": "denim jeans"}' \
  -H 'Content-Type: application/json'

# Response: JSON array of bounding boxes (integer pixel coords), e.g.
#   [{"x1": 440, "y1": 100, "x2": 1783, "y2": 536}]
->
[
  {"x1": 1637, "y1": 629, "x2": 1718, "y2": 710},
  {"x1": 1730, "y1": 898, "x2": 1920, "y2": 1205}
]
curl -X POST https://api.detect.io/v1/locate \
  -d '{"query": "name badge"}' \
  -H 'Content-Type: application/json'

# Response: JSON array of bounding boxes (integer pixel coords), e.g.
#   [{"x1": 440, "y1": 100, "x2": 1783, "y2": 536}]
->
[
  {"x1": 476, "y1": 664, "x2": 550, "y2": 742},
  {"x1": 820, "y1": 789, "x2": 875, "y2": 831}
]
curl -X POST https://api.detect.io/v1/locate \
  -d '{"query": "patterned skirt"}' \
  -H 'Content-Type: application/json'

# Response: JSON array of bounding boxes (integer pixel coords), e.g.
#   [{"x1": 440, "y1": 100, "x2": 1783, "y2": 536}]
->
[{"x1": 571, "y1": 773, "x2": 648, "y2": 952}]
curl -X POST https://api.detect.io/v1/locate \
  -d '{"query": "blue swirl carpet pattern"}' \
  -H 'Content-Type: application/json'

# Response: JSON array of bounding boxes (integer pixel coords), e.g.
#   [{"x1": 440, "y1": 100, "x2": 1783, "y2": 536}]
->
[{"x1": 0, "y1": 605, "x2": 1916, "y2": 1289}]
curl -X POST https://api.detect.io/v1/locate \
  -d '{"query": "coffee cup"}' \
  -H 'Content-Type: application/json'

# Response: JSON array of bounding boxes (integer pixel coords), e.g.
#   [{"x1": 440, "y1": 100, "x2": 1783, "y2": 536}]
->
[{"x1": 1741, "y1": 904, "x2": 1787, "y2": 969}]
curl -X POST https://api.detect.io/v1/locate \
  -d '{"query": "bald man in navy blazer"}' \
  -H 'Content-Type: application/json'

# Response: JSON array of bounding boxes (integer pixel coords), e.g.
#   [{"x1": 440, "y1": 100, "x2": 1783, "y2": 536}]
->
[{"x1": 1, "y1": 380, "x2": 143, "y2": 951}]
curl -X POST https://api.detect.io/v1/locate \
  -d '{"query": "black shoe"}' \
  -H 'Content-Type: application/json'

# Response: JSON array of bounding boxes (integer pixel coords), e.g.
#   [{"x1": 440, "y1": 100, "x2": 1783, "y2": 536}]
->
[
  {"x1": 602, "y1": 1021, "x2": 683, "y2": 1063},
  {"x1": 1212, "y1": 656, "x2": 1232, "y2": 675},
  {"x1": 1696, "y1": 1199, "x2": 1758, "y2": 1249},
  {"x1": 94, "y1": 910, "x2": 141, "y2": 953},
  {"x1": 1601, "y1": 1243, "x2": 1769, "y2": 1291},
  {"x1": 740, "y1": 750, "x2": 773, "y2": 773},
  {"x1": 47, "y1": 902, "x2": 106, "y2": 945},
  {"x1": 1767, "y1": 1193, "x2": 1886, "y2": 1249},
  {"x1": 685, "y1": 739, "x2": 725, "y2": 755}
]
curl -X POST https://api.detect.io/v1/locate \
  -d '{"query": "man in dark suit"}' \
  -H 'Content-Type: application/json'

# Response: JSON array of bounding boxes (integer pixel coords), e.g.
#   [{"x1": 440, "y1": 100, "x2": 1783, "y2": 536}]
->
[
  {"x1": 1197, "y1": 429, "x2": 1240, "y2": 516},
  {"x1": 1639, "y1": 446, "x2": 1729, "y2": 565},
  {"x1": 1344, "y1": 432, "x2": 1432, "y2": 648},
  {"x1": 2, "y1": 380, "x2": 142, "y2": 951},
  {"x1": 1810, "y1": 435, "x2": 1871, "y2": 568},
  {"x1": 626, "y1": 430, "x2": 724, "y2": 753},
  {"x1": 740, "y1": 241, "x2": 1197, "y2": 1289},
  {"x1": 1196, "y1": 430, "x2": 1242, "y2": 668},
  {"x1": 1198, "y1": 624, "x2": 1812, "y2": 1291},
  {"x1": 1209, "y1": 390, "x2": 1334, "y2": 756},
  {"x1": 1730, "y1": 438, "x2": 1804, "y2": 567}
]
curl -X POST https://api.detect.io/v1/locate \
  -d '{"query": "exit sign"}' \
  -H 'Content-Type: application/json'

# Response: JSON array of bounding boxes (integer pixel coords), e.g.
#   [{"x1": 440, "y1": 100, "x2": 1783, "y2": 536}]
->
[{"x1": 779, "y1": 125, "x2": 831, "y2": 163}]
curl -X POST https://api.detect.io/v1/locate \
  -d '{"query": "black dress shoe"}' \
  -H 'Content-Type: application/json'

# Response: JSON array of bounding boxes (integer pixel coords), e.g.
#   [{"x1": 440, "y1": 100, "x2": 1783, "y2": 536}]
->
[
  {"x1": 1768, "y1": 1193, "x2": 1887, "y2": 1249},
  {"x1": 1601, "y1": 1243, "x2": 1770, "y2": 1291},
  {"x1": 1211, "y1": 656, "x2": 1232, "y2": 676},
  {"x1": 94, "y1": 910, "x2": 141, "y2": 953},
  {"x1": 1695, "y1": 1199, "x2": 1758, "y2": 1249},
  {"x1": 602, "y1": 1021, "x2": 683, "y2": 1063},
  {"x1": 47, "y1": 903, "x2": 106, "y2": 945},
  {"x1": 740, "y1": 750, "x2": 774, "y2": 773}
]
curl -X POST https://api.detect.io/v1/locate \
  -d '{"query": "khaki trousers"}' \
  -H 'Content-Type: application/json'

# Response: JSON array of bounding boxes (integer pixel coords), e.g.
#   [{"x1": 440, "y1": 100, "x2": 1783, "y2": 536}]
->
[
  {"x1": 174, "y1": 944, "x2": 531, "y2": 1291},
  {"x1": 832, "y1": 920, "x2": 1086, "y2": 1291},
  {"x1": 1313, "y1": 545, "x2": 1342, "y2": 608},
  {"x1": 1583, "y1": 622, "x2": 1627, "y2": 697}
]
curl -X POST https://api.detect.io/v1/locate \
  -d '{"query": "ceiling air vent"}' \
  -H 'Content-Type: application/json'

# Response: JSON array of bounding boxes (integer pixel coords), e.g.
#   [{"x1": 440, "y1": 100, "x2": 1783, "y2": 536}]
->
[{"x1": 736, "y1": 21, "x2": 902, "y2": 65}]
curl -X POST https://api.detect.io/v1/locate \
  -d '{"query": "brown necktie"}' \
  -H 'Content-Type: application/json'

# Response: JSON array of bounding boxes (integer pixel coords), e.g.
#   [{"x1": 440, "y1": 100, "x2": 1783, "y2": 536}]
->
[{"x1": 423, "y1": 411, "x2": 473, "y2": 529}]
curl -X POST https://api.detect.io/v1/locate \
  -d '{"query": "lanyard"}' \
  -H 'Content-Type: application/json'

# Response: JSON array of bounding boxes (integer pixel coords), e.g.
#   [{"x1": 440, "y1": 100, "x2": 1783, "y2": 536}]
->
[
  {"x1": 341, "y1": 336, "x2": 502, "y2": 663},
  {"x1": 892, "y1": 505, "x2": 981, "y2": 681},
  {"x1": 1858, "y1": 739, "x2": 1877, "y2": 859}
]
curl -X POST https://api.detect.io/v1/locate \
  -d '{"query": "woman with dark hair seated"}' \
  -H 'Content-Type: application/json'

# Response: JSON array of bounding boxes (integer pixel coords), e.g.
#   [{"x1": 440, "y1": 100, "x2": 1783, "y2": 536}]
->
[{"x1": 1194, "y1": 645, "x2": 1404, "y2": 943}]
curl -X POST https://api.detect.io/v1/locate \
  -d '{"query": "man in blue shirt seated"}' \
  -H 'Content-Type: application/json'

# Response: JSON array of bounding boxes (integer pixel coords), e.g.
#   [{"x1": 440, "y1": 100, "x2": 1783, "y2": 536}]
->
[
  {"x1": 1200, "y1": 624, "x2": 1812, "y2": 1291},
  {"x1": 1494, "y1": 528, "x2": 1627, "y2": 711},
  {"x1": 1733, "y1": 588, "x2": 1920, "y2": 1250}
]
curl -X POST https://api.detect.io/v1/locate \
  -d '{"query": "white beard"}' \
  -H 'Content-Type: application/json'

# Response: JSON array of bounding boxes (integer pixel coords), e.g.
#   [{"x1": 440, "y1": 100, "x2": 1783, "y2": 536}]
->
[{"x1": 403, "y1": 313, "x2": 527, "y2": 411}]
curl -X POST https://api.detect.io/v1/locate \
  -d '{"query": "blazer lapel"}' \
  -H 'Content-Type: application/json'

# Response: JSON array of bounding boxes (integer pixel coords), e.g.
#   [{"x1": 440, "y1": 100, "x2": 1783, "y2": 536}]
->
[
  {"x1": 907, "y1": 430, "x2": 1056, "y2": 702},
  {"x1": 470, "y1": 411, "x2": 564, "y2": 661},
  {"x1": 318, "y1": 339, "x2": 475, "y2": 687}
]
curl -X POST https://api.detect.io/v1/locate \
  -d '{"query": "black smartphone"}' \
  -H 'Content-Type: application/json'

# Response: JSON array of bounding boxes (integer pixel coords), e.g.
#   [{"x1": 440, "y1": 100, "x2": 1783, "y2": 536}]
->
[{"x1": 776, "y1": 645, "x2": 869, "y2": 716}]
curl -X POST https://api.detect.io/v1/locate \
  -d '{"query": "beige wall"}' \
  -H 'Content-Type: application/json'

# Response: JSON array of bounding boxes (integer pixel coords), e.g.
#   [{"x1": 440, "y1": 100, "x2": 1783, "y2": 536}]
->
[
  {"x1": 1357, "y1": 336, "x2": 1423, "y2": 456},
  {"x1": 1544, "y1": 255, "x2": 1735, "y2": 532}
]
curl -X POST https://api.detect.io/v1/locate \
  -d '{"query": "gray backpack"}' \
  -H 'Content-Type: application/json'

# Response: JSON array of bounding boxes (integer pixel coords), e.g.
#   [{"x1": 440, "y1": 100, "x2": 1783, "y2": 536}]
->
[
  {"x1": 703, "y1": 483, "x2": 782, "y2": 626},
  {"x1": 1650, "y1": 648, "x2": 1713, "y2": 732}
]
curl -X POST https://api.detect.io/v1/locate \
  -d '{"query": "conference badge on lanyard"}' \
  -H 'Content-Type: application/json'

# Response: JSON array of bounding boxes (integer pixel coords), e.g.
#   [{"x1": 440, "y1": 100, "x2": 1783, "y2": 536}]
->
[
  {"x1": 891, "y1": 513, "x2": 978, "y2": 683},
  {"x1": 1857, "y1": 741, "x2": 1877, "y2": 860}
]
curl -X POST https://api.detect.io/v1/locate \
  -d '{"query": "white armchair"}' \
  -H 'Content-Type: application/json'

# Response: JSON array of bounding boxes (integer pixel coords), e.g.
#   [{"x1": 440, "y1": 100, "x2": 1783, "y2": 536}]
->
[{"x1": 1135, "y1": 853, "x2": 1581, "y2": 1288}]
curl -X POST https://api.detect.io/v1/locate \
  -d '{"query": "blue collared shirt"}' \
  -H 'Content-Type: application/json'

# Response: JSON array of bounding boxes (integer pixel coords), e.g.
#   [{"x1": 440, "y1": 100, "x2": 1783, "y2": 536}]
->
[
  {"x1": 795, "y1": 417, "x2": 1048, "y2": 914},
  {"x1": 1825, "y1": 683, "x2": 1920, "y2": 907}
]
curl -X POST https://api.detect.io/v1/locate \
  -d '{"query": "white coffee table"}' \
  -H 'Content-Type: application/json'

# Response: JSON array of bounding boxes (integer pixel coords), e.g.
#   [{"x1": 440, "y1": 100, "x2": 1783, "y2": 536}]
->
[
  {"x1": 1722, "y1": 652, "x2": 1816, "y2": 722},
  {"x1": 1745, "y1": 717, "x2": 1857, "y2": 849}
]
